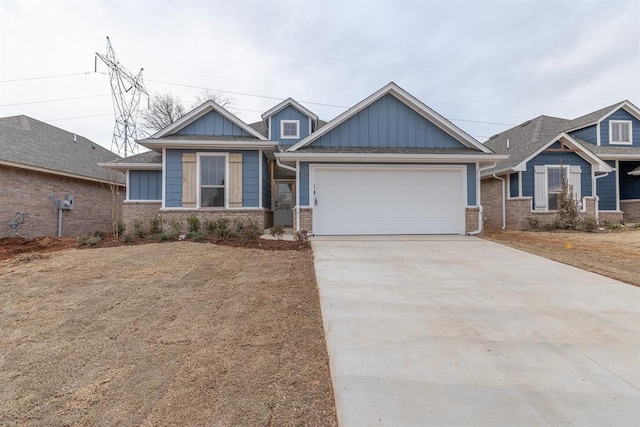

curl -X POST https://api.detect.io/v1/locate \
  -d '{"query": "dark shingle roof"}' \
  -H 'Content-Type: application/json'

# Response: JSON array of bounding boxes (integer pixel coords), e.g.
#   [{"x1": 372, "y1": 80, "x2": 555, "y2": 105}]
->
[
  {"x1": 483, "y1": 115, "x2": 569, "y2": 173},
  {"x1": 0, "y1": 115, "x2": 122, "y2": 183},
  {"x1": 112, "y1": 150, "x2": 162, "y2": 164},
  {"x1": 562, "y1": 102, "x2": 622, "y2": 131}
]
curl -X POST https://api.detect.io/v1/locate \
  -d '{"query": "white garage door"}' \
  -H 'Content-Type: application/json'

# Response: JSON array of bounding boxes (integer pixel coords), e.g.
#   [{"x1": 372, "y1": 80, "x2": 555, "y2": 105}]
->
[{"x1": 312, "y1": 166, "x2": 465, "y2": 235}]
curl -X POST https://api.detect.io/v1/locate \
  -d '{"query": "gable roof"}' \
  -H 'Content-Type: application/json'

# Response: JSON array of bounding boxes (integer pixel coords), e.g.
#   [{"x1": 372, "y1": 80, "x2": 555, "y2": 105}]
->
[
  {"x1": 483, "y1": 115, "x2": 612, "y2": 175},
  {"x1": 0, "y1": 115, "x2": 123, "y2": 184},
  {"x1": 287, "y1": 82, "x2": 492, "y2": 154},
  {"x1": 563, "y1": 100, "x2": 640, "y2": 132},
  {"x1": 261, "y1": 98, "x2": 319, "y2": 124},
  {"x1": 146, "y1": 100, "x2": 267, "y2": 141}
]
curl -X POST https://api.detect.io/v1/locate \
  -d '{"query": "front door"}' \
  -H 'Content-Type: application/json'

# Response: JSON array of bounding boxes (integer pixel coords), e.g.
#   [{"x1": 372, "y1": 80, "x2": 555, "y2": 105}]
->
[{"x1": 274, "y1": 182, "x2": 294, "y2": 226}]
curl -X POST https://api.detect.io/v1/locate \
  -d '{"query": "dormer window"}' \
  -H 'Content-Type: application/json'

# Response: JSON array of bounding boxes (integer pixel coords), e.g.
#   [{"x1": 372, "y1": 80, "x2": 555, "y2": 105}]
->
[
  {"x1": 281, "y1": 120, "x2": 300, "y2": 139},
  {"x1": 610, "y1": 120, "x2": 632, "y2": 145}
]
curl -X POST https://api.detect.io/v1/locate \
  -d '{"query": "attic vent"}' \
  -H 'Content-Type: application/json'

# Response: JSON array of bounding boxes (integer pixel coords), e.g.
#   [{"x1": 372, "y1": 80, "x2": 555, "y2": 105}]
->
[
  {"x1": 506, "y1": 138, "x2": 510, "y2": 149},
  {"x1": 520, "y1": 120, "x2": 532, "y2": 128},
  {"x1": 73, "y1": 134, "x2": 77, "y2": 143}
]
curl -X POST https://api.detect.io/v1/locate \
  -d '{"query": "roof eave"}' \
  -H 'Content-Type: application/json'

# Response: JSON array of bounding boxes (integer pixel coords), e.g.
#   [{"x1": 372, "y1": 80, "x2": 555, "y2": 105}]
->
[
  {"x1": 139, "y1": 139, "x2": 278, "y2": 151},
  {"x1": 1, "y1": 159, "x2": 125, "y2": 185},
  {"x1": 99, "y1": 162, "x2": 162, "y2": 171},
  {"x1": 275, "y1": 152, "x2": 507, "y2": 163}
]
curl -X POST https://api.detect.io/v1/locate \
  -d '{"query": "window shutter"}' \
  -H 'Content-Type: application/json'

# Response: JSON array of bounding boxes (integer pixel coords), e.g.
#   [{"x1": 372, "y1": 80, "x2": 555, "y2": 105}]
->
[
  {"x1": 568, "y1": 165, "x2": 582, "y2": 207},
  {"x1": 182, "y1": 153, "x2": 197, "y2": 208},
  {"x1": 534, "y1": 165, "x2": 547, "y2": 211},
  {"x1": 229, "y1": 153, "x2": 243, "y2": 208}
]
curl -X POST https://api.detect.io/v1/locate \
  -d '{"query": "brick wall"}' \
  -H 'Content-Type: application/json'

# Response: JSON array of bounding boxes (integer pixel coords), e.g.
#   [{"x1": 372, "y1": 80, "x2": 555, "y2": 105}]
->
[
  {"x1": 122, "y1": 202, "x2": 273, "y2": 233},
  {"x1": 1, "y1": 165, "x2": 122, "y2": 238},
  {"x1": 465, "y1": 207, "x2": 479, "y2": 233},
  {"x1": 480, "y1": 178, "x2": 504, "y2": 229},
  {"x1": 620, "y1": 200, "x2": 640, "y2": 223},
  {"x1": 294, "y1": 208, "x2": 313, "y2": 233},
  {"x1": 599, "y1": 211, "x2": 624, "y2": 224}
]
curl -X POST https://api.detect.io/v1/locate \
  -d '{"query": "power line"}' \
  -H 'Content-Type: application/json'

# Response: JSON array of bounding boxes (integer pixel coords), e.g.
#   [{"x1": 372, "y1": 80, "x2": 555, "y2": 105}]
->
[
  {"x1": 0, "y1": 72, "x2": 93, "y2": 83},
  {"x1": 0, "y1": 93, "x2": 110, "y2": 107}
]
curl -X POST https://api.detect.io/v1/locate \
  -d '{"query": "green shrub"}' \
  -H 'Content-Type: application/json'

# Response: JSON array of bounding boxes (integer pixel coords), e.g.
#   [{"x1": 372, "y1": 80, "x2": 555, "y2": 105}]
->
[
  {"x1": 186, "y1": 231, "x2": 207, "y2": 241},
  {"x1": 541, "y1": 222, "x2": 556, "y2": 232},
  {"x1": 122, "y1": 233, "x2": 134, "y2": 244},
  {"x1": 78, "y1": 234, "x2": 102, "y2": 247},
  {"x1": 554, "y1": 179, "x2": 580, "y2": 230},
  {"x1": 203, "y1": 219, "x2": 217, "y2": 233},
  {"x1": 213, "y1": 218, "x2": 232, "y2": 239},
  {"x1": 155, "y1": 232, "x2": 176, "y2": 241},
  {"x1": 580, "y1": 216, "x2": 598, "y2": 231},
  {"x1": 91, "y1": 230, "x2": 106, "y2": 238},
  {"x1": 133, "y1": 220, "x2": 146, "y2": 238},
  {"x1": 239, "y1": 219, "x2": 260, "y2": 242},
  {"x1": 606, "y1": 221, "x2": 624, "y2": 230},
  {"x1": 294, "y1": 230, "x2": 310, "y2": 242},
  {"x1": 117, "y1": 222, "x2": 126, "y2": 235},
  {"x1": 270, "y1": 225, "x2": 285, "y2": 240},
  {"x1": 186, "y1": 215, "x2": 200, "y2": 232},
  {"x1": 527, "y1": 217, "x2": 540, "y2": 230},
  {"x1": 150, "y1": 216, "x2": 163, "y2": 234}
]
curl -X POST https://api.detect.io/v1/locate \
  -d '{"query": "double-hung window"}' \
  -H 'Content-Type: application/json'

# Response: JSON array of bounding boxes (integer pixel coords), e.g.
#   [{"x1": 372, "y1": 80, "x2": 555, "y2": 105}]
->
[
  {"x1": 546, "y1": 167, "x2": 565, "y2": 210},
  {"x1": 200, "y1": 155, "x2": 226, "y2": 207},
  {"x1": 281, "y1": 120, "x2": 300, "y2": 139},
  {"x1": 610, "y1": 121, "x2": 632, "y2": 145},
  {"x1": 534, "y1": 165, "x2": 581, "y2": 211}
]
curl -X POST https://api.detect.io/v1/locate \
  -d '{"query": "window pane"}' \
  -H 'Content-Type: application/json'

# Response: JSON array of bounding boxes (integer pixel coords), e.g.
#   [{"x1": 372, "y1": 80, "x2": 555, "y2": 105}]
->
[
  {"x1": 621, "y1": 123, "x2": 629, "y2": 141},
  {"x1": 283, "y1": 122, "x2": 298, "y2": 136},
  {"x1": 201, "y1": 187, "x2": 225, "y2": 207},
  {"x1": 201, "y1": 156, "x2": 225, "y2": 186},
  {"x1": 548, "y1": 193, "x2": 559, "y2": 210},
  {"x1": 547, "y1": 168, "x2": 563, "y2": 192}
]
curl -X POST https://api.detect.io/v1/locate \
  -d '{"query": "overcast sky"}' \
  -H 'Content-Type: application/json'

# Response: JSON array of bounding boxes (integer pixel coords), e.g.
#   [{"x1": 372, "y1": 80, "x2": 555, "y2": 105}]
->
[{"x1": 1, "y1": 0, "x2": 639, "y2": 154}]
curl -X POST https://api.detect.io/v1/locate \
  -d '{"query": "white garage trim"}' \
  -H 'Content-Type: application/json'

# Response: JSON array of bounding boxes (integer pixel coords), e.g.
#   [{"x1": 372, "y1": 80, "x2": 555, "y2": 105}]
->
[{"x1": 309, "y1": 164, "x2": 467, "y2": 235}]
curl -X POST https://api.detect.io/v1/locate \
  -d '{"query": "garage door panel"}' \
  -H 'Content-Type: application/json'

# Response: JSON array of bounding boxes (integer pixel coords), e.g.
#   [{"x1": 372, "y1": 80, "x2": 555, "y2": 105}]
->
[{"x1": 313, "y1": 167, "x2": 465, "y2": 235}]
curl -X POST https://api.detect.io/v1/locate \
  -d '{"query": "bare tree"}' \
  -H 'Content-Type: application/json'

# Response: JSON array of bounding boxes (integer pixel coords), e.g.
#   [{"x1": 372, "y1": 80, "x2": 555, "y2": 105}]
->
[{"x1": 140, "y1": 90, "x2": 235, "y2": 134}]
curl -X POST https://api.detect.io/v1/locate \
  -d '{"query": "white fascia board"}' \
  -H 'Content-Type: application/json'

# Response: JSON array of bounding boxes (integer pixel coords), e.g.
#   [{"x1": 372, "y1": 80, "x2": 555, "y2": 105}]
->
[
  {"x1": 598, "y1": 101, "x2": 640, "y2": 124},
  {"x1": 148, "y1": 100, "x2": 267, "y2": 140},
  {"x1": 480, "y1": 167, "x2": 515, "y2": 178},
  {"x1": 99, "y1": 162, "x2": 162, "y2": 171},
  {"x1": 261, "y1": 97, "x2": 319, "y2": 123},
  {"x1": 514, "y1": 133, "x2": 612, "y2": 173},
  {"x1": 275, "y1": 152, "x2": 507, "y2": 163},
  {"x1": 597, "y1": 153, "x2": 640, "y2": 160},
  {"x1": 287, "y1": 82, "x2": 491, "y2": 154},
  {"x1": 139, "y1": 139, "x2": 278, "y2": 151}
]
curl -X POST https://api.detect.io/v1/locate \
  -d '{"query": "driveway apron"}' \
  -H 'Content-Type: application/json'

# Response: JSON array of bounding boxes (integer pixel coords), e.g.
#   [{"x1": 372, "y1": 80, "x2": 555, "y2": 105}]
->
[{"x1": 312, "y1": 236, "x2": 640, "y2": 426}]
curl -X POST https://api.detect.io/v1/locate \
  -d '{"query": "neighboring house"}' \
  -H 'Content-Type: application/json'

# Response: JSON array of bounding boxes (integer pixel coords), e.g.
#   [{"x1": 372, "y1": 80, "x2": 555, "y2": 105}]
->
[
  {"x1": 0, "y1": 115, "x2": 124, "y2": 238},
  {"x1": 104, "y1": 82, "x2": 505, "y2": 235},
  {"x1": 481, "y1": 101, "x2": 640, "y2": 229}
]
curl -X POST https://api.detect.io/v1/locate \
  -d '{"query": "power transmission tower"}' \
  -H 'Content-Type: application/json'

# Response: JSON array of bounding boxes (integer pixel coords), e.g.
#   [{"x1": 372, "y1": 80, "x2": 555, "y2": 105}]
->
[{"x1": 96, "y1": 37, "x2": 148, "y2": 157}]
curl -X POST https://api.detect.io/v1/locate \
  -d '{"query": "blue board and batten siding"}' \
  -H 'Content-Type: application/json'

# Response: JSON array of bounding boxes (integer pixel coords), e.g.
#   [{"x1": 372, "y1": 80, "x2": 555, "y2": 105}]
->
[
  {"x1": 298, "y1": 162, "x2": 477, "y2": 207},
  {"x1": 569, "y1": 125, "x2": 597, "y2": 144},
  {"x1": 596, "y1": 161, "x2": 618, "y2": 210},
  {"x1": 128, "y1": 170, "x2": 162, "y2": 200},
  {"x1": 309, "y1": 94, "x2": 466, "y2": 149},
  {"x1": 270, "y1": 105, "x2": 312, "y2": 147},
  {"x1": 522, "y1": 152, "x2": 593, "y2": 206},
  {"x1": 165, "y1": 149, "x2": 260, "y2": 208},
  {"x1": 176, "y1": 111, "x2": 251, "y2": 136},
  {"x1": 600, "y1": 110, "x2": 640, "y2": 146}
]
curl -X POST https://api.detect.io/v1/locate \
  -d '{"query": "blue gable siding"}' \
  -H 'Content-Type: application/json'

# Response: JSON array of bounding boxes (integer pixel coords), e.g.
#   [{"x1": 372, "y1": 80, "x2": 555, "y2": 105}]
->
[
  {"x1": 299, "y1": 162, "x2": 310, "y2": 206},
  {"x1": 467, "y1": 164, "x2": 476, "y2": 206},
  {"x1": 176, "y1": 111, "x2": 251, "y2": 136},
  {"x1": 619, "y1": 161, "x2": 640, "y2": 200},
  {"x1": 570, "y1": 125, "x2": 597, "y2": 144},
  {"x1": 523, "y1": 152, "x2": 593, "y2": 206},
  {"x1": 509, "y1": 173, "x2": 519, "y2": 198},
  {"x1": 600, "y1": 109, "x2": 640, "y2": 146},
  {"x1": 270, "y1": 105, "x2": 312, "y2": 147},
  {"x1": 310, "y1": 94, "x2": 466, "y2": 149},
  {"x1": 165, "y1": 149, "x2": 260, "y2": 208},
  {"x1": 129, "y1": 170, "x2": 162, "y2": 200},
  {"x1": 262, "y1": 153, "x2": 271, "y2": 208},
  {"x1": 597, "y1": 161, "x2": 617, "y2": 210}
]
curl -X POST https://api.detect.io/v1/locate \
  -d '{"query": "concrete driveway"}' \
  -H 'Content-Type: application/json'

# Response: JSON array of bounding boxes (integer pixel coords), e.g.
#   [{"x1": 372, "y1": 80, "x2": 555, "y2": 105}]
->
[{"x1": 312, "y1": 236, "x2": 640, "y2": 426}]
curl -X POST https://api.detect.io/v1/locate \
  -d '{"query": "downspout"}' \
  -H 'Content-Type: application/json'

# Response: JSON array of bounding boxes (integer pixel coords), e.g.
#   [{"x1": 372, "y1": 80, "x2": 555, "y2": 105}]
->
[
  {"x1": 593, "y1": 171, "x2": 610, "y2": 224},
  {"x1": 467, "y1": 162, "x2": 497, "y2": 236},
  {"x1": 492, "y1": 174, "x2": 507, "y2": 229},
  {"x1": 274, "y1": 154, "x2": 299, "y2": 231}
]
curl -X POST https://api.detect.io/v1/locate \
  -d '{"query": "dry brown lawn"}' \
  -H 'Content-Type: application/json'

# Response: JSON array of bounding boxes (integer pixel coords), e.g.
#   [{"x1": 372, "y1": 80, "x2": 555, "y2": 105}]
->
[
  {"x1": 483, "y1": 228, "x2": 640, "y2": 287},
  {"x1": 0, "y1": 242, "x2": 337, "y2": 426}
]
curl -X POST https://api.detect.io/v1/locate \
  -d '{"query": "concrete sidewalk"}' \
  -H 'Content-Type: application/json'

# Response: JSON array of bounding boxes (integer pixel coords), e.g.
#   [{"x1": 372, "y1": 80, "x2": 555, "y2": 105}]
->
[{"x1": 312, "y1": 236, "x2": 640, "y2": 426}]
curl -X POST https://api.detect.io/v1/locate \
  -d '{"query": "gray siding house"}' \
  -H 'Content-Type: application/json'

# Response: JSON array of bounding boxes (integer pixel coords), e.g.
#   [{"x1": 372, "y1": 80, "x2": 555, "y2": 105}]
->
[
  {"x1": 481, "y1": 101, "x2": 640, "y2": 229},
  {"x1": 105, "y1": 82, "x2": 505, "y2": 235}
]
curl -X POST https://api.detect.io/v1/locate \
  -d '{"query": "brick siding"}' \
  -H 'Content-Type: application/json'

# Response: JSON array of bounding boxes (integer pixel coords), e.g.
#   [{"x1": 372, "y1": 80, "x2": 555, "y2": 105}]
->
[
  {"x1": 620, "y1": 200, "x2": 640, "y2": 223},
  {"x1": 598, "y1": 211, "x2": 624, "y2": 224},
  {"x1": 1, "y1": 164, "x2": 122, "y2": 238},
  {"x1": 122, "y1": 202, "x2": 273, "y2": 234},
  {"x1": 294, "y1": 207, "x2": 313, "y2": 233},
  {"x1": 465, "y1": 207, "x2": 479, "y2": 233},
  {"x1": 480, "y1": 178, "x2": 503, "y2": 229}
]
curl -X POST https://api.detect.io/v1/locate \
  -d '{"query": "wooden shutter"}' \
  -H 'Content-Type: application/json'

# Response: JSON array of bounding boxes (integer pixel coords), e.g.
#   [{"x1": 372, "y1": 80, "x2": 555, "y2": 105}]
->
[
  {"x1": 182, "y1": 153, "x2": 196, "y2": 208},
  {"x1": 229, "y1": 153, "x2": 243, "y2": 208},
  {"x1": 569, "y1": 165, "x2": 582, "y2": 208},
  {"x1": 534, "y1": 165, "x2": 547, "y2": 211}
]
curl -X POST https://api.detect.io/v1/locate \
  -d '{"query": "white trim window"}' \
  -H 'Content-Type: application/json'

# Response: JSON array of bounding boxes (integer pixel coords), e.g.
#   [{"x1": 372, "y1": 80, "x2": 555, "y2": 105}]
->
[
  {"x1": 199, "y1": 155, "x2": 227, "y2": 208},
  {"x1": 533, "y1": 165, "x2": 582, "y2": 211},
  {"x1": 610, "y1": 120, "x2": 632, "y2": 145},
  {"x1": 281, "y1": 120, "x2": 300, "y2": 139}
]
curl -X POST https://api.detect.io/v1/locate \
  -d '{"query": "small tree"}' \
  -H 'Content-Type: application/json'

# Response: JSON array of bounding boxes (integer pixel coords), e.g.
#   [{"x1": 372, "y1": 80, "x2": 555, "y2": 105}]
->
[{"x1": 555, "y1": 179, "x2": 580, "y2": 229}]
